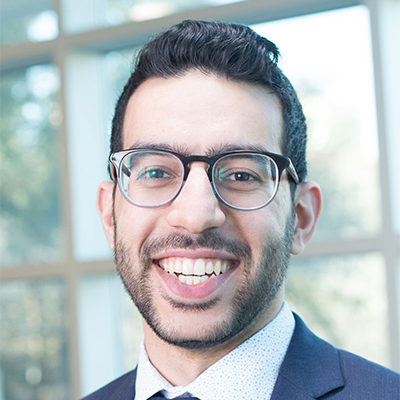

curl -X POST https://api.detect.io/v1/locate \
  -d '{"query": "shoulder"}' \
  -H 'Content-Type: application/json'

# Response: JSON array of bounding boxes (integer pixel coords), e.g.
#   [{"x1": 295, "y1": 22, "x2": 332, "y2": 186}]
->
[
  {"x1": 337, "y1": 349, "x2": 399, "y2": 394},
  {"x1": 274, "y1": 313, "x2": 399, "y2": 399},
  {"x1": 81, "y1": 369, "x2": 137, "y2": 400}
]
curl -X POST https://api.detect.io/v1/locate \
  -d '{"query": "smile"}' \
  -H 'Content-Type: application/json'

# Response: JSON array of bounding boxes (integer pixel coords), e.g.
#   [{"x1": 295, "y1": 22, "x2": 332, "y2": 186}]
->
[{"x1": 156, "y1": 257, "x2": 236, "y2": 285}]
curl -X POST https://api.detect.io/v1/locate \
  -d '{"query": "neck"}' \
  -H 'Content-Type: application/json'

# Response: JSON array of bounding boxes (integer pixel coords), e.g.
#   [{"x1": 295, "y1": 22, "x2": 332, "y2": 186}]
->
[{"x1": 143, "y1": 295, "x2": 284, "y2": 386}]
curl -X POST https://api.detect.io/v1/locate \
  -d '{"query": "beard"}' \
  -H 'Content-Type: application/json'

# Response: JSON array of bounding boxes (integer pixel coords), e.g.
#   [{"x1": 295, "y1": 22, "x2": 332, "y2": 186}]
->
[{"x1": 114, "y1": 208, "x2": 295, "y2": 350}]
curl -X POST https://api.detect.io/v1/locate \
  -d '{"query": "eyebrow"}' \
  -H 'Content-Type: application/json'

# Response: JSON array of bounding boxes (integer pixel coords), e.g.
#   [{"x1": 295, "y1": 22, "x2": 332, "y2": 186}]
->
[
  {"x1": 126, "y1": 141, "x2": 190, "y2": 154},
  {"x1": 125, "y1": 141, "x2": 273, "y2": 156},
  {"x1": 208, "y1": 143, "x2": 272, "y2": 155}
]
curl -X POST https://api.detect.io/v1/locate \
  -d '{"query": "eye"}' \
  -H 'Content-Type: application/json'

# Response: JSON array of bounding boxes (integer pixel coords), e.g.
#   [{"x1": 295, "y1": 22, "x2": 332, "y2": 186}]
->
[
  {"x1": 225, "y1": 171, "x2": 256, "y2": 182},
  {"x1": 136, "y1": 167, "x2": 175, "y2": 183},
  {"x1": 139, "y1": 168, "x2": 170, "y2": 180},
  {"x1": 215, "y1": 167, "x2": 260, "y2": 188}
]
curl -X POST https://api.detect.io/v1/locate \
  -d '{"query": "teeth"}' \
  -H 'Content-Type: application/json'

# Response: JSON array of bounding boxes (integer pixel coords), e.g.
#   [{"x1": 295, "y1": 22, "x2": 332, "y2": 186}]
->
[
  {"x1": 182, "y1": 259, "x2": 194, "y2": 275},
  {"x1": 193, "y1": 276, "x2": 201, "y2": 285},
  {"x1": 185, "y1": 276, "x2": 193, "y2": 285},
  {"x1": 178, "y1": 274, "x2": 211, "y2": 285},
  {"x1": 221, "y1": 262, "x2": 227, "y2": 273},
  {"x1": 206, "y1": 261, "x2": 214, "y2": 274},
  {"x1": 175, "y1": 259, "x2": 182, "y2": 273},
  {"x1": 214, "y1": 260, "x2": 221, "y2": 276},
  {"x1": 168, "y1": 259, "x2": 175, "y2": 274},
  {"x1": 194, "y1": 259, "x2": 206, "y2": 275},
  {"x1": 159, "y1": 257, "x2": 233, "y2": 285}
]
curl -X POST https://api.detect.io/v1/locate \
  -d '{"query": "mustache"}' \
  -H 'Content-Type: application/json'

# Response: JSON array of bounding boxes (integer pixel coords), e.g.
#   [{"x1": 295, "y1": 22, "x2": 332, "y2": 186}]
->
[{"x1": 140, "y1": 231, "x2": 252, "y2": 262}]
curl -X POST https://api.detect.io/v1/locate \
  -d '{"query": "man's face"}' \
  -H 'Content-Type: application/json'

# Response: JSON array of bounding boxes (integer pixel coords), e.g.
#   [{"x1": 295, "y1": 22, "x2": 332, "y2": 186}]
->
[{"x1": 111, "y1": 71, "x2": 295, "y2": 349}]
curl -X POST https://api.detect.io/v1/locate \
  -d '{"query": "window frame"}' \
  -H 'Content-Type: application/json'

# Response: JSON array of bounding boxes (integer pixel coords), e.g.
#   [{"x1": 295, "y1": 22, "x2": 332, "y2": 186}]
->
[{"x1": 1, "y1": 0, "x2": 399, "y2": 397}]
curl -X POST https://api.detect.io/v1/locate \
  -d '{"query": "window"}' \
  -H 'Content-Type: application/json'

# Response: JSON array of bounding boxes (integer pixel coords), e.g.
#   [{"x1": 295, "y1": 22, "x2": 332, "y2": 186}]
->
[
  {"x1": 287, "y1": 253, "x2": 388, "y2": 366},
  {"x1": 252, "y1": 7, "x2": 390, "y2": 364},
  {"x1": 0, "y1": 64, "x2": 63, "y2": 265},
  {"x1": 0, "y1": 0, "x2": 58, "y2": 45},
  {"x1": 61, "y1": 0, "x2": 246, "y2": 33},
  {"x1": 0, "y1": 279, "x2": 70, "y2": 400},
  {"x1": 253, "y1": 7, "x2": 380, "y2": 239},
  {"x1": 1, "y1": 1, "x2": 399, "y2": 398}
]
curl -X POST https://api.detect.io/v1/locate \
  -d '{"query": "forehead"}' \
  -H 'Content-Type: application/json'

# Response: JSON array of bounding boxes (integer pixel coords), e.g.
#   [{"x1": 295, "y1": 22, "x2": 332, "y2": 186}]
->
[{"x1": 122, "y1": 71, "x2": 284, "y2": 154}]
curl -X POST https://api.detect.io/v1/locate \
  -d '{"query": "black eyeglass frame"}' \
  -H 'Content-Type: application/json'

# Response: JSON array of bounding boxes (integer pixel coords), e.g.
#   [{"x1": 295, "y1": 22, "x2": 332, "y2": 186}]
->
[{"x1": 109, "y1": 148, "x2": 299, "y2": 211}]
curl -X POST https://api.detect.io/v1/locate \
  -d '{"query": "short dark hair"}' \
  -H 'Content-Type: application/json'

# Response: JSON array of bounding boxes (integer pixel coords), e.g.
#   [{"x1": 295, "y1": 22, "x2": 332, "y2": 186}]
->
[{"x1": 110, "y1": 20, "x2": 308, "y2": 182}]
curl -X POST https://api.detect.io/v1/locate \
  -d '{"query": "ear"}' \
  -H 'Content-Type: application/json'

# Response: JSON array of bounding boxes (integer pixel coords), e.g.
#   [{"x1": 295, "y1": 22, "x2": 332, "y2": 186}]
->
[
  {"x1": 97, "y1": 181, "x2": 115, "y2": 251},
  {"x1": 291, "y1": 181, "x2": 322, "y2": 255}
]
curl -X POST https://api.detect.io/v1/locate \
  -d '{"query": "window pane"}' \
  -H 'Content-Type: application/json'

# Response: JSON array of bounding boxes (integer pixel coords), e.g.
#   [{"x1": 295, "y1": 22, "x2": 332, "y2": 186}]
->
[
  {"x1": 78, "y1": 273, "x2": 142, "y2": 397},
  {"x1": 67, "y1": 48, "x2": 138, "y2": 262},
  {"x1": 0, "y1": 1, "x2": 58, "y2": 45},
  {"x1": 0, "y1": 279, "x2": 70, "y2": 400},
  {"x1": 103, "y1": 49, "x2": 140, "y2": 110},
  {"x1": 0, "y1": 64, "x2": 63, "y2": 267},
  {"x1": 62, "y1": 0, "x2": 244, "y2": 33},
  {"x1": 253, "y1": 6, "x2": 380, "y2": 239},
  {"x1": 287, "y1": 253, "x2": 389, "y2": 368},
  {"x1": 106, "y1": 0, "x2": 244, "y2": 23}
]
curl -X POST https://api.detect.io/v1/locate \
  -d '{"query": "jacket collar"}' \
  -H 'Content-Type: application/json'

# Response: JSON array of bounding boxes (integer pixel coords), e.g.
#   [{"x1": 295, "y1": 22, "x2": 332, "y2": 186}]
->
[
  {"x1": 109, "y1": 369, "x2": 137, "y2": 400},
  {"x1": 271, "y1": 313, "x2": 344, "y2": 399},
  {"x1": 108, "y1": 314, "x2": 344, "y2": 400}
]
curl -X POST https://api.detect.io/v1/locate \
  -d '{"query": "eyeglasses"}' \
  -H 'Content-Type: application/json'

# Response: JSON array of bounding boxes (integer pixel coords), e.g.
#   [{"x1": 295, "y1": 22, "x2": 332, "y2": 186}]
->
[{"x1": 109, "y1": 148, "x2": 299, "y2": 211}]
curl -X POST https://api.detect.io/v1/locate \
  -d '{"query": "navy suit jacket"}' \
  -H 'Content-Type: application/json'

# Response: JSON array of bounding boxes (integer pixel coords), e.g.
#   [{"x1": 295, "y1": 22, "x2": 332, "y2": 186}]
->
[{"x1": 82, "y1": 314, "x2": 400, "y2": 399}]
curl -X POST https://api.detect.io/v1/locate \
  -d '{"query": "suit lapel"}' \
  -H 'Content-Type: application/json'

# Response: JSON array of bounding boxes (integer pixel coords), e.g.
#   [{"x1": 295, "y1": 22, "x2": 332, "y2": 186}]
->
[
  {"x1": 271, "y1": 314, "x2": 344, "y2": 400},
  {"x1": 118, "y1": 315, "x2": 344, "y2": 400},
  {"x1": 270, "y1": 375, "x2": 315, "y2": 400},
  {"x1": 110, "y1": 369, "x2": 137, "y2": 400}
]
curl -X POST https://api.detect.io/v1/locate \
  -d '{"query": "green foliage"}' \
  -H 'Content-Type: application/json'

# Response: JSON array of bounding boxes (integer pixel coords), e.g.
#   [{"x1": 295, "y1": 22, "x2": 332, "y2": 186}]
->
[
  {"x1": 0, "y1": 280, "x2": 70, "y2": 400},
  {"x1": 0, "y1": 65, "x2": 63, "y2": 265}
]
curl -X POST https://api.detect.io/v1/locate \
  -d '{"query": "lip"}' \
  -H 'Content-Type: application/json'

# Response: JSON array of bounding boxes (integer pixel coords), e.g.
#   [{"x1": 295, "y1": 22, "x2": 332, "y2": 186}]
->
[
  {"x1": 154, "y1": 262, "x2": 238, "y2": 300},
  {"x1": 151, "y1": 248, "x2": 240, "y2": 301},
  {"x1": 152, "y1": 248, "x2": 237, "y2": 261}
]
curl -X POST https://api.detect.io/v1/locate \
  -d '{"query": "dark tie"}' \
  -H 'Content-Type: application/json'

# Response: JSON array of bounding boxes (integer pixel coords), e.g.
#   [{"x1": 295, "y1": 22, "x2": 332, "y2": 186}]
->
[
  {"x1": 148, "y1": 391, "x2": 201, "y2": 399},
  {"x1": 149, "y1": 398, "x2": 200, "y2": 400}
]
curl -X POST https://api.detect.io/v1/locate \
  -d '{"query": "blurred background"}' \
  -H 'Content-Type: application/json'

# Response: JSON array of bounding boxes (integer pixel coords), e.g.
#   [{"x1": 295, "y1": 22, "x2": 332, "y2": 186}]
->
[{"x1": 0, "y1": 0, "x2": 399, "y2": 398}]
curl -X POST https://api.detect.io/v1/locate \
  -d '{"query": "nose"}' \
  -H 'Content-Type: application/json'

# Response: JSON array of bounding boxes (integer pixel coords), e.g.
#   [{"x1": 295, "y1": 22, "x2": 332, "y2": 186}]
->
[{"x1": 166, "y1": 163, "x2": 226, "y2": 233}]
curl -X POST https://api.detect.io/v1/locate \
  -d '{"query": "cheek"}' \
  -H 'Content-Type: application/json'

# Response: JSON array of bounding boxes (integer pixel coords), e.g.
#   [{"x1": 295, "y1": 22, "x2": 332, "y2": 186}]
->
[
  {"x1": 114, "y1": 195, "x2": 162, "y2": 249},
  {"x1": 231, "y1": 200, "x2": 290, "y2": 254},
  {"x1": 230, "y1": 212, "x2": 271, "y2": 251}
]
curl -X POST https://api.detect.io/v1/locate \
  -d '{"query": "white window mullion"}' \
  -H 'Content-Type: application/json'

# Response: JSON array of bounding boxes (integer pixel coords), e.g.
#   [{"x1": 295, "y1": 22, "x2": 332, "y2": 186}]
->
[{"x1": 367, "y1": 0, "x2": 400, "y2": 371}]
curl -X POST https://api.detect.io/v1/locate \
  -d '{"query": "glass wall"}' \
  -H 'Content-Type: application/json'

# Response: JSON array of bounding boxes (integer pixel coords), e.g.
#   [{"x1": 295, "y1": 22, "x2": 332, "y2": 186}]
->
[
  {"x1": 61, "y1": 0, "x2": 245, "y2": 33},
  {"x1": 253, "y1": 6, "x2": 380, "y2": 240},
  {"x1": 0, "y1": 64, "x2": 63, "y2": 265},
  {"x1": 1, "y1": 0, "x2": 399, "y2": 398},
  {"x1": 0, "y1": 280, "x2": 70, "y2": 400},
  {"x1": 0, "y1": 0, "x2": 58, "y2": 45},
  {"x1": 251, "y1": 6, "x2": 390, "y2": 366},
  {"x1": 287, "y1": 253, "x2": 388, "y2": 366}
]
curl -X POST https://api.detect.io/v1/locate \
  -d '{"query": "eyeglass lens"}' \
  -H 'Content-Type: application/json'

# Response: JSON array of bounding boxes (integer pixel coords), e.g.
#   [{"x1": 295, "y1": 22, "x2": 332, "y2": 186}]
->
[{"x1": 119, "y1": 151, "x2": 279, "y2": 210}]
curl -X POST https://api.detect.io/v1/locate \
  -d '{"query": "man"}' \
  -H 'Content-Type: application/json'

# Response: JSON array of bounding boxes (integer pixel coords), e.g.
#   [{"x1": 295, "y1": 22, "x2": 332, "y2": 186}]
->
[{"x1": 87, "y1": 20, "x2": 399, "y2": 399}]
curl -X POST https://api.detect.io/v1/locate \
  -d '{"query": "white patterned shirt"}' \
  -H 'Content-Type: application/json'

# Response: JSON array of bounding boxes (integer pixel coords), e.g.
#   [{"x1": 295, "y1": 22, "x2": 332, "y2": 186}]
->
[{"x1": 135, "y1": 302, "x2": 295, "y2": 400}]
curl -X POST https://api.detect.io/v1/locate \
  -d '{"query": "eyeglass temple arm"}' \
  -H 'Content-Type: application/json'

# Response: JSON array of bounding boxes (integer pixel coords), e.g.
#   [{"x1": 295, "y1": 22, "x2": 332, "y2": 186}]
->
[
  {"x1": 287, "y1": 159, "x2": 299, "y2": 184},
  {"x1": 122, "y1": 164, "x2": 131, "y2": 178},
  {"x1": 110, "y1": 162, "x2": 131, "y2": 181},
  {"x1": 112, "y1": 153, "x2": 299, "y2": 184}
]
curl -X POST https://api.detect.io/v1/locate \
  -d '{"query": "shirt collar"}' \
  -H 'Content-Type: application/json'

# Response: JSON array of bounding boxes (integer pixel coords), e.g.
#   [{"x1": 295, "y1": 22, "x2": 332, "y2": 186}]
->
[{"x1": 135, "y1": 302, "x2": 295, "y2": 400}]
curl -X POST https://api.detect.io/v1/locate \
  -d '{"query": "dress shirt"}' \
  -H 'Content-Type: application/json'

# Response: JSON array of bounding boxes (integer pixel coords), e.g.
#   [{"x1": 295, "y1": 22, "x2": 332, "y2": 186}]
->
[{"x1": 135, "y1": 301, "x2": 295, "y2": 400}]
